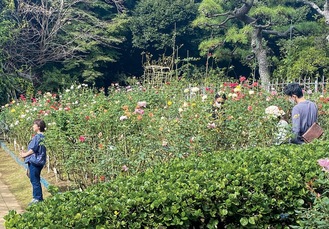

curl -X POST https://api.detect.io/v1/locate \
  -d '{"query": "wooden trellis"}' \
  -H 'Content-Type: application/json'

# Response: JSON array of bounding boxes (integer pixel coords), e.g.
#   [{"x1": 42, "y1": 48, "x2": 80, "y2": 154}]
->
[{"x1": 142, "y1": 65, "x2": 172, "y2": 87}]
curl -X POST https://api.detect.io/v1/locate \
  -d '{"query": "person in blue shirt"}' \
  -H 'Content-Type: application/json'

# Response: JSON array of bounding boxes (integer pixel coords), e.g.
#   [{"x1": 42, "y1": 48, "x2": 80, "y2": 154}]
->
[
  {"x1": 20, "y1": 119, "x2": 47, "y2": 205},
  {"x1": 283, "y1": 83, "x2": 318, "y2": 144}
]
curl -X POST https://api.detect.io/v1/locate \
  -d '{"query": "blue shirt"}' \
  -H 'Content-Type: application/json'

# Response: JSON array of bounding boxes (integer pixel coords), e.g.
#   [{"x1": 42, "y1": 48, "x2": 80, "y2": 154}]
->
[
  {"x1": 24, "y1": 133, "x2": 46, "y2": 165},
  {"x1": 291, "y1": 100, "x2": 318, "y2": 144}
]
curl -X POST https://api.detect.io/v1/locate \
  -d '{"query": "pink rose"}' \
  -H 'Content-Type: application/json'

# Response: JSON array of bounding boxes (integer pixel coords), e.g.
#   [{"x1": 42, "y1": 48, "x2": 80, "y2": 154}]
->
[
  {"x1": 79, "y1": 136, "x2": 86, "y2": 142},
  {"x1": 134, "y1": 109, "x2": 144, "y2": 115},
  {"x1": 239, "y1": 76, "x2": 246, "y2": 82},
  {"x1": 122, "y1": 165, "x2": 129, "y2": 172},
  {"x1": 318, "y1": 158, "x2": 329, "y2": 171}
]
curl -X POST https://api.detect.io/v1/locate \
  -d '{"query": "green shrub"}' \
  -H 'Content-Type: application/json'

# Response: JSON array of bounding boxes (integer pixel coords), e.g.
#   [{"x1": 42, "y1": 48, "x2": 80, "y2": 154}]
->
[
  {"x1": 5, "y1": 142, "x2": 328, "y2": 228},
  {"x1": 291, "y1": 169, "x2": 329, "y2": 229},
  {"x1": 292, "y1": 196, "x2": 329, "y2": 229}
]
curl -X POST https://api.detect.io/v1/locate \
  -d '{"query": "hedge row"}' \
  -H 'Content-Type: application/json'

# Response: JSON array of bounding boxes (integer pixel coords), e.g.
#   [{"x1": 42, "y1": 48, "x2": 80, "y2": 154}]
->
[{"x1": 5, "y1": 141, "x2": 328, "y2": 228}]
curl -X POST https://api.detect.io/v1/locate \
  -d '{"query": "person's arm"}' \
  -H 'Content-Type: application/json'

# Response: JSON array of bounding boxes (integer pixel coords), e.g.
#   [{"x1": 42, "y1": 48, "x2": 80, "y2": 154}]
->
[
  {"x1": 20, "y1": 149, "x2": 34, "y2": 158},
  {"x1": 20, "y1": 135, "x2": 39, "y2": 158}
]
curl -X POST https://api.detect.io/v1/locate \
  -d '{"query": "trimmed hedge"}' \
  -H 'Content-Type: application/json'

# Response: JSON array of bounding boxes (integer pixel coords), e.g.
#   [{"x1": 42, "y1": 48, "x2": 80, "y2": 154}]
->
[
  {"x1": 291, "y1": 171, "x2": 329, "y2": 229},
  {"x1": 5, "y1": 142, "x2": 328, "y2": 228}
]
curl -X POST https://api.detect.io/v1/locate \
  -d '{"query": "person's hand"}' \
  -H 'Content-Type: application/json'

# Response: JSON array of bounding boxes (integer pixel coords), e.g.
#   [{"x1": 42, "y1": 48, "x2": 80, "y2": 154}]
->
[{"x1": 20, "y1": 150, "x2": 26, "y2": 158}]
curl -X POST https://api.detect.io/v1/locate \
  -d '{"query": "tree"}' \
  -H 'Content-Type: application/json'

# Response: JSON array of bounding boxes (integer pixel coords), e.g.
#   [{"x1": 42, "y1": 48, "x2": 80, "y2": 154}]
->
[
  {"x1": 274, "y1": 36, "x2": 329, "y2": 80},
  {"x1": 194, "y1": 0, "x2": 304, "y2": 87},
  {"x1": 298, "y1": 0, "x2": 329, "y2": 41},
  {"x1": 1, "y1": 0, "x2": 127, "y2": 89},
  {"x1": 129, "y1": 0, "x2": 203, "y2": 69},
  {"x1": 0, "y1": 0, "x2": 26, "y2": 103}
]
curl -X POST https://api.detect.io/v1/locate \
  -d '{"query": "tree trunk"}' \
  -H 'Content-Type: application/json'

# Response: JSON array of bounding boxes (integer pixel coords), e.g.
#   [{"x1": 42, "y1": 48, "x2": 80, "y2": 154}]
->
[{"x1": 251, "y1": 28, "x2": 270, "y2": 90}]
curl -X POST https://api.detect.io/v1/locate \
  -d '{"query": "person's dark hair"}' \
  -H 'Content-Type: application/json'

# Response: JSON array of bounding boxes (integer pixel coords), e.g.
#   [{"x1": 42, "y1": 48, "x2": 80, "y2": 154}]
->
[
  {"x1": 34, "y1": 119, "x2": 46, "y2": 132},
  {"x1": 215, "y1": 92, "x2": 227, "y2": 100},
  {"x1": 283, "y1": 83, "x2": 303, "y2": 98}
]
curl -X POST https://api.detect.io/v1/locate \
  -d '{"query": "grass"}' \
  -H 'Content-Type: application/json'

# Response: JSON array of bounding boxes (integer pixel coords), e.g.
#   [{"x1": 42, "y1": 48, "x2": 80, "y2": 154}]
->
[{"x1": 0, "y1": 144, "x2": 50, "y2": 209}]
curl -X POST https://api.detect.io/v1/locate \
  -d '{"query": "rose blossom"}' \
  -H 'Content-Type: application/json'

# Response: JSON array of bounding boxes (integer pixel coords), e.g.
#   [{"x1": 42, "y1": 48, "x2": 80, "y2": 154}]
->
[
  {"x1": 122, "y1": 165, "x2": 129, "y2": 172},
  {"x1": 134, "y1": 109, "x2": 144, "y2": 115},
  {"x1": 119, "y1": 115, "x2": 128, "y2": 121},
  {"x1": 318, "y1": 158, "x2": 329, "y2": 171},
  {"x1": 137, "y1": 101, "x2": 147, "y2": 108},
  {"x1": 79, "y1": 136, "x2": 86, "y2": 142},
  {"x1": 191, "y1": 87, "x2": 200, "y2": 93},
  {"x1": 207, "y1": 123, "x2": 216, "y2": 129}
]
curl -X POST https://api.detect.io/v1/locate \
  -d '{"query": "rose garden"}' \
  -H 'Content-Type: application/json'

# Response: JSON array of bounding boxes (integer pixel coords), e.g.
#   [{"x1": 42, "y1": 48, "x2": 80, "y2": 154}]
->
[
  {"x1": 2, "y1": 0, "x2": 329, "y2": 228},
  {"x1": 0, "y1": 77, "x2": 328, "y2": 228}
]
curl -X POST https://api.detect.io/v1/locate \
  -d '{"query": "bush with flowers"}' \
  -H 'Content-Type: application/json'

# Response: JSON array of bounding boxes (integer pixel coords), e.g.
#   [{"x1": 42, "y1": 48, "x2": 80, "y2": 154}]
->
[
  {"x1": 0, "y1": 77, "x2": 328, "y2": 189},
  {"x1": 3, "y1": 76, "x2": 329, "y2": 227}
]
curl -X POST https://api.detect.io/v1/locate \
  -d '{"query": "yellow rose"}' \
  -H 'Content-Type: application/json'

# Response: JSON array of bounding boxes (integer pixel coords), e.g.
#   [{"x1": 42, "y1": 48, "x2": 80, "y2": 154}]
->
[{"x1": 233, "y1": 87, "x2": 241, "y2": 92}]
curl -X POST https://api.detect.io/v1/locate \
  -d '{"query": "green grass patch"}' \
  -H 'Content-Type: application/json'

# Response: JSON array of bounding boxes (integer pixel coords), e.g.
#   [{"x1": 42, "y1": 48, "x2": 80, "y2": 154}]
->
[{"x1": 0, "y1": 147, "x2": 50, "y2": 209}]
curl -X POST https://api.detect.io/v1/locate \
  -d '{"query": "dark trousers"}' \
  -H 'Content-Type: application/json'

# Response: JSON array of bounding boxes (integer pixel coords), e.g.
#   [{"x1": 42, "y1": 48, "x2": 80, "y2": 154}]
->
[{"x1": 28, "y1": 163, "x2": 44, "y2": 201}]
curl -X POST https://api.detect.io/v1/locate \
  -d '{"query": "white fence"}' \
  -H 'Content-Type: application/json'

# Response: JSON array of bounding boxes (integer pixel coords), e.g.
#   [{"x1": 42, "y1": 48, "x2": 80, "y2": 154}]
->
[{"x1": 266, "y1": 76, "x2": 327, "y2": 94}]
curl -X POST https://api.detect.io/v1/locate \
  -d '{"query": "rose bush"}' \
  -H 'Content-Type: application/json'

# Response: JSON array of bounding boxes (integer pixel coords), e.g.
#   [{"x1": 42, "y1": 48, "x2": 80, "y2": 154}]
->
[{"x1": 0, "y1": 79, "x2": 327, "y2": 188}]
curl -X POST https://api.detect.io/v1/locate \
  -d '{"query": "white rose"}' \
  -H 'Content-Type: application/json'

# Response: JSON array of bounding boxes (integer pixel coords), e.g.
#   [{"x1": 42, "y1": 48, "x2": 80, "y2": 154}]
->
[
  {"x1": 191, "y1": 87, "x2": 200, "y2": 93},
  {"x1": 119, "y1": 116, "x2": 128, "y2": 121}
]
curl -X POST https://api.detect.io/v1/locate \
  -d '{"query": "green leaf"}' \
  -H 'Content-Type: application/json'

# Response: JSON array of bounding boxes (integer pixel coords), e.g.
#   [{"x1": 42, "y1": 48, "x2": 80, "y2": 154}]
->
[
  {"x1": 249, "y1": 216, "x2": 256, "y2": 225},
  {"x1": 220, "y1": 209, "x2": 228, "y2": 216},
  {"x1": 240, "y1": 217, "x2": 249, "y2": 226}
]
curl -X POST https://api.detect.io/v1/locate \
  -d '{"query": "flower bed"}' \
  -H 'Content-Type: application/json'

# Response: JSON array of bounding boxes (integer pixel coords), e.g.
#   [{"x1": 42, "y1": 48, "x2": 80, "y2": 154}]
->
[{"x1": 0, "y1": 79, "x2": 328, "y2": 188}]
